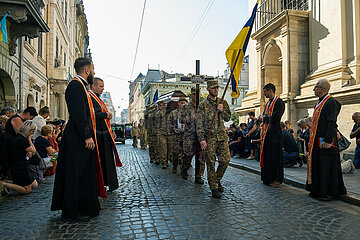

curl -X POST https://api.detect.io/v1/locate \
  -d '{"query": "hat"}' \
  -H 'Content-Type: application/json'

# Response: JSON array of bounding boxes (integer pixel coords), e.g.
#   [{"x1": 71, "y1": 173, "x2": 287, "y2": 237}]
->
[
  {"x1": 179, "y1": 96, "x2": 188, "y2": 102},
  {"x1": 190, "y1": 88, "x2": 196, "y2": 94},
  {"x1": 207, "y1": 79, "x2": 219, "y2": 88}
]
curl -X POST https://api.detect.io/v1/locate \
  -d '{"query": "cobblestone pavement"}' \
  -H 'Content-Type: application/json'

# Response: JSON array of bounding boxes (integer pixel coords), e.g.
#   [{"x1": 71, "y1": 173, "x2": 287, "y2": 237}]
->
[{"x1": 1, "y1": 142, "x2": 360, "y2": 240}]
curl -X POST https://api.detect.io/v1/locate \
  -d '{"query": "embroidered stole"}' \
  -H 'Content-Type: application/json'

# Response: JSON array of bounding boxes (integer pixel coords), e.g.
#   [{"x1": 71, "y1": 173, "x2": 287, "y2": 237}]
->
[
  {"x1": 259, "y1": 96, "x2": 279, "y2": 168},
  {"x1": 306, "y1": 94, "x2": 332, "y2": 184},
  {"x1": 89, "y1": 91, "x2": 122, "y2": 167},
  {"x1": 73, "y1": 77, "x2": 107, "y2": 198}
]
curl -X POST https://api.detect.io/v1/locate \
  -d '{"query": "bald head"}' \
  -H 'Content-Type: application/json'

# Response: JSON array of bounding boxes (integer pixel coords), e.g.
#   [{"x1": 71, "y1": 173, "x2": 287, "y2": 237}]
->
[
  {"x1": 353, "y1": 112, "x2": 360, "y2": 124},
  {"x1": 317, "y1": 79, "x2": 331, "y2": 92}
]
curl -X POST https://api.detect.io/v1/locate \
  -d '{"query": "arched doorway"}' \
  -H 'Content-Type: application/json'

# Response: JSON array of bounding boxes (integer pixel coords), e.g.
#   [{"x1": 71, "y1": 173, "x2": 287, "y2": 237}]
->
[
  {"x1": 27, "y1": 94, "x2": 35, "y2": 107},
  {"x1": 264, "y1": 43, "x2": 283, "y2": 94},
  {"x1": 0, "y1": 69, "x2": 16, "y2": 109}
]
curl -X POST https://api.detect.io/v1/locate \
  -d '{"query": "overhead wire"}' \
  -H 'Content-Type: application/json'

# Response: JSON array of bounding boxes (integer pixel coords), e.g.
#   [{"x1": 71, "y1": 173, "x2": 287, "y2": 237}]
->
[
  {"x1": 130, "y1": 0, "x2": 147, "y2": 80},
  {"x1": 171, "y1": 0, "x2": 216, "y2": 71}
]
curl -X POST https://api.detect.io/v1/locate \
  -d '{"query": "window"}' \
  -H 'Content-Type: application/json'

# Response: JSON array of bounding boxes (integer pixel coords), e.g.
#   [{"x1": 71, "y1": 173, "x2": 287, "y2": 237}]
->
[
  {"x1": 25, "y1": 36, "x2": 32, "y2": 45},
  {"x1": 232, "y1": 98, "x2": 237, "y2": 105},
  {"x1": 65, "y1": 1, "x2": 68, "y2": 24},
  {"x1": 38, "y1": 33, "x2": 43, "y2": 58},
  {"x1": 64, "y1": 52, "x2": 66, "y2": 66},
  {"x1": 55, "y1": 37, "x2": 59, "y2": 67}
]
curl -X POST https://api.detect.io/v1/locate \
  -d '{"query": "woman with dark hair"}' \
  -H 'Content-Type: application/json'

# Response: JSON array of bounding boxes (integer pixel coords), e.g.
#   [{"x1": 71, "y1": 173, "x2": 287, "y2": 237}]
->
[{"x1": 0, "y1": 120, "x2": 38, "y2": 194}]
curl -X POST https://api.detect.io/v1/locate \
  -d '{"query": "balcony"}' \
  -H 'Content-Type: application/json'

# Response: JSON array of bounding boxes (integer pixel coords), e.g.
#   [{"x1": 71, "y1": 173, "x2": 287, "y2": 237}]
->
[{"x1": 255, "y1": 0, "x2": 308, "y2": 32}]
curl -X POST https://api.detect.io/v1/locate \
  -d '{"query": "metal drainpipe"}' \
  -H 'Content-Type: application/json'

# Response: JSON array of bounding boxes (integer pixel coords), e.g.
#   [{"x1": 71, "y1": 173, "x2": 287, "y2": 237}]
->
[
  {"x1": 287, "y1": 11, "x2": 291, "y2": 123},
  {"x1": 18, "y1": 37, "x2": 23, "y2": 112}
]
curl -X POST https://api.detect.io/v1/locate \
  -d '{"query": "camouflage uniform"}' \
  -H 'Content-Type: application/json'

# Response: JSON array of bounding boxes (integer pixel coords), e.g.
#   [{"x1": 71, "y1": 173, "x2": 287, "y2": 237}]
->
[
  {"x1": 150, "y1": 109, "x2": 159, "y2": 164},
  {"x1": 168, "y1": 108, "x2": 184, "y2": 173},
  {"x1": 131, "y1": 125, "x2": 139, "y2": 148},
  {"x1": 138, "y1": 121, "x2": 147, "y2": 150},
  {"x1": 180, "y1": 101, "x2": 205, "y2": 178},
  {"x1": 155, "y1": 108, "x2": 172, "y2": 168},
  {"x1": 196, "y1": 95, "x2": 231, "y2": 191}
]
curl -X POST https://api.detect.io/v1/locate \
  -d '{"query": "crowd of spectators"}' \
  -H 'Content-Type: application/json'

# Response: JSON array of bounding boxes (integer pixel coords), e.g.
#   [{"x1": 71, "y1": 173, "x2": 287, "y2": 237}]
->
[
  {"x1": 228, "y1": 111, "x2": 358, "y2": 171},
  {"x1": 0, "y1": 106, "x2": 66, "y2": 196}
]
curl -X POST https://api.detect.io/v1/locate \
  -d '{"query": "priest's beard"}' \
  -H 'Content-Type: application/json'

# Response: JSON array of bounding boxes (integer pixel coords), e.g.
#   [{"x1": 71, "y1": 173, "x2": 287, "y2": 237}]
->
[{"x1": 87, "y1": 73, "x2": 94, "y2": 84}]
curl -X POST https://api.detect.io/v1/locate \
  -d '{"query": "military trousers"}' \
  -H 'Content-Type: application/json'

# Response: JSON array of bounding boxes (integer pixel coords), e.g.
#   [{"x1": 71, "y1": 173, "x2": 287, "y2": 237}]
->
[
  {"x1": 158, "y1": 134, "x2": 172, "y2": 167},
  {"x1": 148, "y1": 132, "x2": 156, "y2": 161},
  {"x1": 203, "y1": 138, "x2": 230, "y2": 190},
  {"x1": 182, "y1": 135, "x2": 205, "y2": 178},
  {"x1": 132, "y1": 136, "x2": 138, "y2": 148},
  {"x1": 172, "y1": 133, "x2": 183, "y2": 169},
  {"x1": 140, "y1": 133, "x2": 147, "y2": 150}
]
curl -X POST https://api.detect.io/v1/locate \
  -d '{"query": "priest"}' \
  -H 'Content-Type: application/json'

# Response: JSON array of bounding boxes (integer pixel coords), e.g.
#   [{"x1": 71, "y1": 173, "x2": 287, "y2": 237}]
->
[
  {"x1": 260, "y1": 83, "x2": 285, "y2": 187},
  {"x1": 89, "y1": 77, "x2": 122, "y2": 192},
  {"x1": 306, "y1": 79, "x2": 346, "y2": 201},
  {"x1": 51, "y1": 58, "x2": 106, "y2": 220}
]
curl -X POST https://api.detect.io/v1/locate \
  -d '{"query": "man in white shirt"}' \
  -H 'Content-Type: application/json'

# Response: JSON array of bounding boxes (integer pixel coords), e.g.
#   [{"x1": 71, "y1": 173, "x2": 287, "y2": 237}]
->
[{"x1": 32, "y1": 106, "x2": 50, "y2": 139}]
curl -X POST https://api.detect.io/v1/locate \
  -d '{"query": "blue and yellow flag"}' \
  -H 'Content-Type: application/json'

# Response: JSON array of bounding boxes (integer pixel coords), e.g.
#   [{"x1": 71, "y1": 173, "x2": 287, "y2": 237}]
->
[
  {"x1": 153, "y1": 89, "x2": 159, "y2": 103},
  {"x1": 0, "y1": 12, "x2": 9, "y2": 43},
  {"x1": 226, "y1": 2, "x2": 258, "y2": 98}
]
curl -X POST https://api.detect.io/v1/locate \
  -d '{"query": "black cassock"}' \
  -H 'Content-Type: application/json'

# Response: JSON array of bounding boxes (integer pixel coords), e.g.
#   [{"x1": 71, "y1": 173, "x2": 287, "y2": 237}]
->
[
  {"x1": 306, "y1": 96, "x2": 347, "y2": 197},
  {"x1": 91, "y1": 93, "x2": 119, "y2": 192},
  {"x1": 261, "y1": 97, "x2": 285, "y2": 184},
  {"x1": 51, "y1": 78, "x2": 100, "y2": 219}
]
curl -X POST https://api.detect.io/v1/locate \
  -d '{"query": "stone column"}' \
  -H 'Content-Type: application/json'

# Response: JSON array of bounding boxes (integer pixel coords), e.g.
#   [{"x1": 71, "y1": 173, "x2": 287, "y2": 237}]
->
[
  {"x1": 355, "y1": 0, "x2": 360, "y2": 84},
  {"x1": 59, "y1": 92, "x2": 66, "y2": 120}
]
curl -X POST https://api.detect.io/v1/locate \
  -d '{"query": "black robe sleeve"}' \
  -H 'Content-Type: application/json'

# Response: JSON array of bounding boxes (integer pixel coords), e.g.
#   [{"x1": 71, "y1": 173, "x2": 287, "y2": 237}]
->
[
  {"x1": 270, "y1": 98, "x2": 285, "y2": 124},
  {"x1": 66, "y1": 81, "x2": 92, "y2": 141},
  {"x1": 323, "y1": 98, "x2": 340, "y2": 144},
  {"x1": 90, "y1": 97, "x2": 108, "y2": 120}
]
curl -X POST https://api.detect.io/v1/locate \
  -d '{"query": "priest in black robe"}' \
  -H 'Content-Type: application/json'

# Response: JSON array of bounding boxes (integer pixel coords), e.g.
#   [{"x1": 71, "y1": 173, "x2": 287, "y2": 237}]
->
[
  {"x1": 51, "y1": 58, "x2": 101, "y2": 220},
  {"x1": 90, "y1": 77, "x2": 119, "y2": 192},
  {"x1": 306, "y1": 79, "x2": 346, "y2": 201},
  {"x1": 260, "y1": 83, "x2": 285, "y2": 187}
]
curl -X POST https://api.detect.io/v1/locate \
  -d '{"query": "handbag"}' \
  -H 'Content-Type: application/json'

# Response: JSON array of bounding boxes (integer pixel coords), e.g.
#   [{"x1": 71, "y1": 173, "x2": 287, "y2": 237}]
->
[{"x1": 36, "y1": 152, "x2": 52, "y2": 170}]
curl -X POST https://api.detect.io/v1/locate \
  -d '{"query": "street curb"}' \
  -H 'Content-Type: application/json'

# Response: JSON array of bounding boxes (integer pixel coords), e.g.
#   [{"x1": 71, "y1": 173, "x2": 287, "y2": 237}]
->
[{"x1": 229, "y1": 162, "x2": 360, "y2": 207}]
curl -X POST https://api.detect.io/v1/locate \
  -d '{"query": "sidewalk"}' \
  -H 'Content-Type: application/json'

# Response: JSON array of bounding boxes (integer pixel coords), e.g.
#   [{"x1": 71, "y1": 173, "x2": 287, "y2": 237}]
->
[{"x1": 229, "y1": 157, "x2": 360, "y2": 206}]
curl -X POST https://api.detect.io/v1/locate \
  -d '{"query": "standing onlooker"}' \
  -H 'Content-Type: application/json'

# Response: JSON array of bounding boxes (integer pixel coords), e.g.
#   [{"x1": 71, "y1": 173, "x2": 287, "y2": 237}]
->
[
  {"x1": 285, "y1": 120, "x2": 295, "y2": 137},
  {"x1": 0, "y1": 107, "x2": 37, "y2": 179},
  {"x1": 52, "y1": 57, "x2": 102, "y2": 220},
  {"x1": 0, "y1": 120, "x2": 38, "y2": 194},
  {"x1": 260, "y1": 83, "x2": 285, "y2": 187},
  {"x1": 245, "y1": 112, "x2": 257, "y2": 159},
  {"x1": 131, "y1": 122, "x2": 139, "y2": 148},
  {"x1": 29, "y1": 125, "x2": 57, "y2": 183},
  {"x1": 281, "y1": 122, "x2": 300, "y2": 167},
  {"x1": 350, "y1": 112, "x2": 360, "y2": 169},
  {"x1": 32, "y1": 106, "x2": 50, "y2": 139},
  {"x1": 197, "y1": 79, "x2": 231, "y2": 198},
  {"x1": 306, "y1": 79, "x2": 346, "y2": 201}
]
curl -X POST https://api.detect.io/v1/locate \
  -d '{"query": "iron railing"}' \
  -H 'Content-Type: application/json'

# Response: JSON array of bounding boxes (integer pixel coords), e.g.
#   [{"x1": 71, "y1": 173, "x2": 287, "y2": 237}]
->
[{"x1": 255, "y1": 0, "x2": 308, "y2": 31}]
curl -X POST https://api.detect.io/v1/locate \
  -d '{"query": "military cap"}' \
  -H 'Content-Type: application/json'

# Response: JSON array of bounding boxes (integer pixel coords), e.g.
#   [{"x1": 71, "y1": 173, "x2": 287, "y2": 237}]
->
[
  {"x1": 157, "y1": 100, "x2": 164, "y2": 104},
  {"x1": 190, "y1": 88, "x2": 196, "y2": 94},
  {"x1": 179, "y1": 96, "x2": 188, "y2": 102},
  {"x1": 207, "y1": 79, "x2": 219, "y2": 88}
]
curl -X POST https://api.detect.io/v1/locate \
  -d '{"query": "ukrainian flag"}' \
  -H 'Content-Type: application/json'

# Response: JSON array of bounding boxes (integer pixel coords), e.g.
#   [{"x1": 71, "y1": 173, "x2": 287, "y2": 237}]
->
[
  {"x1": 226, "y1": 2, "x2": 258, "y2": 98},
  {"x1": 153, "y1": 89, "x2": 159, "y2": 103},
  {"x1": 0, "y1": 12, "x2": 9, "y2": 43}
]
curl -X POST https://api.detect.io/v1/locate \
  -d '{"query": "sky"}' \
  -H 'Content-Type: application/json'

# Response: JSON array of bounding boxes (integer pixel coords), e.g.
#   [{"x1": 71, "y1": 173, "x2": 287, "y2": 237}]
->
[{"x1": 84, "y1": 0, "x2": 248, "y2": 114}]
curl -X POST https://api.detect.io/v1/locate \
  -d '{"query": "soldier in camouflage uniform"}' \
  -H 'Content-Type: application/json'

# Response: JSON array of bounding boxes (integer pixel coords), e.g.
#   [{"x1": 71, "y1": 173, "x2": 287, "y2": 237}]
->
[
  {"x1": 180, "y1": 88, "x2": 205, "y2": 184},
  {"x1": 168, "y1": 97, "x2": 188, "y2": 174},
  {"x1": 155, "y1": 101, "x2": 172, "y2": 169},
  {"x1": 149, "y1": 105, "x2": 159, "y2": 164},
  {"x1": 138, "y1": 118, "x2": 147, "y2": 150},
  {"x1": 131, "y1": 122, "x2": 139, "y2": 148},
  {"x1": 196, "y1": 79, "x2": 231, "y2": 198}
]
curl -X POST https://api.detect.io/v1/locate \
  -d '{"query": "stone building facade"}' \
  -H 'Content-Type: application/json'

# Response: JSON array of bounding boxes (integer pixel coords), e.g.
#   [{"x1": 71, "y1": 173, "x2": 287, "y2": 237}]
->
[{"x1": 236, "y1": 0, "x2": 360, "y2": 150}]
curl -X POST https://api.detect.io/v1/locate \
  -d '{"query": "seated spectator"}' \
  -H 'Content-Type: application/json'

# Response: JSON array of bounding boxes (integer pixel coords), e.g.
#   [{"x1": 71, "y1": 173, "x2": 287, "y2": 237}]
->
[
  {"x1": 350, "y1": 112, "x2": 360, "y2": 169},
  {"x1": 1, "y1": 106, "x2": 15, "y2": 118},
  {"x1": 228, "y1": 124, "x2": 244, "y2": 158},
  {"x1": 29, "y1": 125, "x2": 57, "y2": 183},
  {"x1": 296, "y1": 118, "x2": 309, "y2": 164},
  {"x1": 285, "y1": 120, "x2": 294, "y2": 137},
  {"x1": 281, "y1": 122, "x2": 300, "y2": 167},
  {"x1": 32, "y1": 106, "x2": 50, "y2": 140},
  {"x1": 0, "y1": 120, "x2": 38, "y2": 195},
  {"x1": 251, "y1": 119, "x2": 262, "y2": 161},
  {"x1": 245, "y1": 112, "x2": 257, "y2": 159}
]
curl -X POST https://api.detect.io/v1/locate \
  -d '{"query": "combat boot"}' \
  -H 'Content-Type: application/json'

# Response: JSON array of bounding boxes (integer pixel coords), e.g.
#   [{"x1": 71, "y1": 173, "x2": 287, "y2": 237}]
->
[
  {"x1": 172, "y1": 167, "x2": 177, "y2": 174},
  {"x1": 212, "y1": 189, "x2": 221, "y2": 198},
  {"x1": 195, "y1": 177, "x2": 204, "y2": 184},
  {"x1": 181, "y1": 171, "x2": 188, "y2": 180},
  {"x1": 218, "y1": 182, "x2": 224, "y2": 192}
]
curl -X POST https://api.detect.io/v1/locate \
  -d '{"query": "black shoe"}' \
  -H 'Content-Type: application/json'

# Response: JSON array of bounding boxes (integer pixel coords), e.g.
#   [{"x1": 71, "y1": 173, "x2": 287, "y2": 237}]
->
[
  {"x1": 212, "y1": 189, "x2": 221, "y2": 198},
  {"x1": 318, "y1": 195, "x2": 332, "y2": 201},
  {"x1": 155, "y1": 162, "x2": 160, "y2": 165},
  {"x1": 181, "y1": 172, "x2": 188, "y2": 180},
  {"x1": 161, "y1": 166, "x2": 167, "y2": 169},
  {"x1": 150, "y1": 159, "x2": 154, "y2": 163},
  {"x1": 218, "y1": 182, "x2": 224, "y2": 192},
  {"x1": 195, "y1": 177, "x2": 204, "y2": 184},
  {"x1": 172, "y1": 168, "x2": 177, "y2": 174}
]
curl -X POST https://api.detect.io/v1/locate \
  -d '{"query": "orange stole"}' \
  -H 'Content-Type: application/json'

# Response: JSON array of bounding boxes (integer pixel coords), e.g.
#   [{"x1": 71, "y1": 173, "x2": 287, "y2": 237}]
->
[
  {"x1": 89, "y1": 91, "x2": 122, "y2": 167},
  {"x1": 73, "y1": 77, "x2": 107, "y2": 199},
  {"x1": 259, "y1": 96, "x2": 279, "y2": 168},
  {"x1": 306, "y1": 94, "x2": 332, "y2": 184}
]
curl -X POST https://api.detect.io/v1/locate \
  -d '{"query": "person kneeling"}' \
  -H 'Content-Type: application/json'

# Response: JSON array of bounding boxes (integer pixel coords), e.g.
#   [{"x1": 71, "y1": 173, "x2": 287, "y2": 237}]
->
[
  {"x1": 281, "y1": 122, "x2": 299, "y2": 167},
  {"x1": 0, "y1": 121, "x2": 38, "y2": 195}
]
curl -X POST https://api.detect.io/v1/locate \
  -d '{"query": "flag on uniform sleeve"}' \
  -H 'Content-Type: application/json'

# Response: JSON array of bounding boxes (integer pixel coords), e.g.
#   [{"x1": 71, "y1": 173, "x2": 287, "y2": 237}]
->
[
  {"x1": 225, "y1": 2, "x2": 258, "y2": 98},
  {"x1": 153, "y1": 89, "x2": 158, "y2": 103},
  {"x1": 0, "y1": 12, "x2": 9, "y2": 43}
]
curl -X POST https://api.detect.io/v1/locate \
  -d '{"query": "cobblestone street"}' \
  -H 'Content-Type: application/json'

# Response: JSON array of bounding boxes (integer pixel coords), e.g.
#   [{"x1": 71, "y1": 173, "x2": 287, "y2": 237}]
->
[{"x1": 1, "y1": 142, "x2": 360, "y2": 239}]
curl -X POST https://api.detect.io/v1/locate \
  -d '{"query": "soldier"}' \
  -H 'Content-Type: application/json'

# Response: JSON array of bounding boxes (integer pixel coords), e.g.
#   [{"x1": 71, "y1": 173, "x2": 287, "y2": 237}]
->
[
  {"x1": 131, "y1": 122, "x2": 139, "y2": 148},
  {"x1": 169, "y1": 97, "x2": 188, "y2": 174},
  {"x1": 180, "y1": 88, "x2": 205, "y2": 184},
  {"x1": 138, "y1": 118, "x2": 147, "y2": 150},
  {"x1": 155, "y1": 101, "x2": 172, "y2": 169},
  {"x1": 196, "y1": 79, "x2": 231, "y2": 198},
  {"x1": 147, "y1": 105, "x2": 157, "y2": 163}
]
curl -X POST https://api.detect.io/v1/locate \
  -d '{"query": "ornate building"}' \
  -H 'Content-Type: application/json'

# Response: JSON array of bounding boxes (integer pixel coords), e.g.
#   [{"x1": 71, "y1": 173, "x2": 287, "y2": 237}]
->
[{"x1": 236, "y1": 0, "x2": 360, "y2": 150}]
